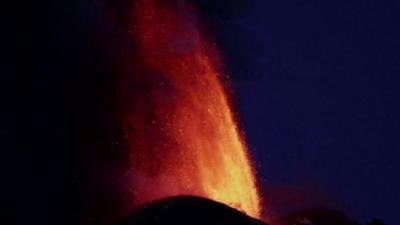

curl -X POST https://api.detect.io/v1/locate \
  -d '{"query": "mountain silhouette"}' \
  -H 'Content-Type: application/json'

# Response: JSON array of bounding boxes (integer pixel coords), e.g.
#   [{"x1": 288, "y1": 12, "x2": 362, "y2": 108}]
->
[{"x1": 115, "y1": 195, "x2": 268, "y2": 225}]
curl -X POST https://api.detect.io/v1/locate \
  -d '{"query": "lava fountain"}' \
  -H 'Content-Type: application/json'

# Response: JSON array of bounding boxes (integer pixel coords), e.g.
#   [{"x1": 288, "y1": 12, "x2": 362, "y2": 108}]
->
[{"x1": 121, "y1": 0, "x2": 261, "y2": 218}]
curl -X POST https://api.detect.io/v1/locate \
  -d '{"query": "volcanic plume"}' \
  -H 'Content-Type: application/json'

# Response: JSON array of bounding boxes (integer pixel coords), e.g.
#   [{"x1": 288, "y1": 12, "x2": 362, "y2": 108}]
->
[{"x1": 120, "y1": 0, "x2": 261, "y2": 218}]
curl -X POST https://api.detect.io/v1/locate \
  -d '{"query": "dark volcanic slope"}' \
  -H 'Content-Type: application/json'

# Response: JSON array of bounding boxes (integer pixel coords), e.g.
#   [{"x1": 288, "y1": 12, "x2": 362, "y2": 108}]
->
[
  {"x1": 282, "y1": 208, "x2": 356, "y2": 225},
  {"x1": 116, "y1": 195, "x2": 268, "y2": 225}
]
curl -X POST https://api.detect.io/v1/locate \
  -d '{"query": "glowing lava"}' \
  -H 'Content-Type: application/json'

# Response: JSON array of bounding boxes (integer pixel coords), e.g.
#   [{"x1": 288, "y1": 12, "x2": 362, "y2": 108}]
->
[{"x1": 123, "y1": 0, "x2": 261, "y2": 217}]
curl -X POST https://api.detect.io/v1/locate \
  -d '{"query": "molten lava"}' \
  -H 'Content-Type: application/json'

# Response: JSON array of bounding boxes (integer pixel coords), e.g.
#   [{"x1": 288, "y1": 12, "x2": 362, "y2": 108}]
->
[{"x1": 122, "y1": 0, "x2": 261, "y2": 217}]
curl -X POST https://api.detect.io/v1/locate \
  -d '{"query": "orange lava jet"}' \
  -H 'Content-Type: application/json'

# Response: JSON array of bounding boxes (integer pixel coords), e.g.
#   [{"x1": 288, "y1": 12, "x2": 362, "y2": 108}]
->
[{"x1": 122, "y1": 0, "x2": 261, "y2": 218}]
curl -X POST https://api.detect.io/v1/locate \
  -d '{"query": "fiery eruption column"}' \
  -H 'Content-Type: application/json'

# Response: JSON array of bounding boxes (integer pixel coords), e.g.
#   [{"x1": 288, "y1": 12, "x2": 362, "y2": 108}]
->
[{"x1": 123, "y1": 0, "x2": 261, "y2": 217}]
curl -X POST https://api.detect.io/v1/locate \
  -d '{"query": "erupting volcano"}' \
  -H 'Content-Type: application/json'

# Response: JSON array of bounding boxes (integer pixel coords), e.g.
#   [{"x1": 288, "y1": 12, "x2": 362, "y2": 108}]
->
[{"x1": 121, "y1": 0, "x2": 261, "y2": 218}]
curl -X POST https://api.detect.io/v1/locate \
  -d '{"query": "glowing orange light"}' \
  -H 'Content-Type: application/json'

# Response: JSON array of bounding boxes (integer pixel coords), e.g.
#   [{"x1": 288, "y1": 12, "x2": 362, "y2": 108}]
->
[{"x1": 123, "y1": 0, "x2": 261, "y2": 218}]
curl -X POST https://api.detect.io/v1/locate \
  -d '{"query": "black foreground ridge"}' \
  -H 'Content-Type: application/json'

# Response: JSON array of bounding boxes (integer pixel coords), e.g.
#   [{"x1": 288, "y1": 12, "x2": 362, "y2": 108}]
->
[{"x1": 115, "y1": 195, "x2": 269, "y2": 225}]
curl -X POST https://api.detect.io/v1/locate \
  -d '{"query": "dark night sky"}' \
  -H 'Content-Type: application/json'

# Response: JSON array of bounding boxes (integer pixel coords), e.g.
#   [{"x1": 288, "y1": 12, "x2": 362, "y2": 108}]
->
[
  {"x1": 205, "y1": 1, "x2": 399, "y2": 224},
  {"x1": 2, "y1": 0, "x2": 399, "y2": 225}
]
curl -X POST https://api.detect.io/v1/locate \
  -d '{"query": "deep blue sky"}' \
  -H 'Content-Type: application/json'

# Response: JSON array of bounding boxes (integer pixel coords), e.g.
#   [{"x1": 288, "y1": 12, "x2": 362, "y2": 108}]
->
[
  {"x1": 3, "y1": 0, "x2": 399, "y2": 224},
  {"x1": 213, "y1": 1, "x2": 400, "y2": 224}
]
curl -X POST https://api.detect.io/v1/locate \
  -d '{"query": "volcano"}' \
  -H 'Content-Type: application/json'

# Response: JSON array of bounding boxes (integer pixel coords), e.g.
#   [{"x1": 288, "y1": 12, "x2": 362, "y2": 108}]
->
[
  {"x1": 120, "y1": 0, "x2": 260, "y2": 217},
  {"x1": 115, "y1": 195, "x2": 268, "y2": 225}
]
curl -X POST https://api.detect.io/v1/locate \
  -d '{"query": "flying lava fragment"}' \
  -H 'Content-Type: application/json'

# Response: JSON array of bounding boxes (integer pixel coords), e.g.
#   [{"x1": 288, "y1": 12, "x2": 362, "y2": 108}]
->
[{"x1": 121, "y1": 0, "x2": 261, "y2": 218}]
